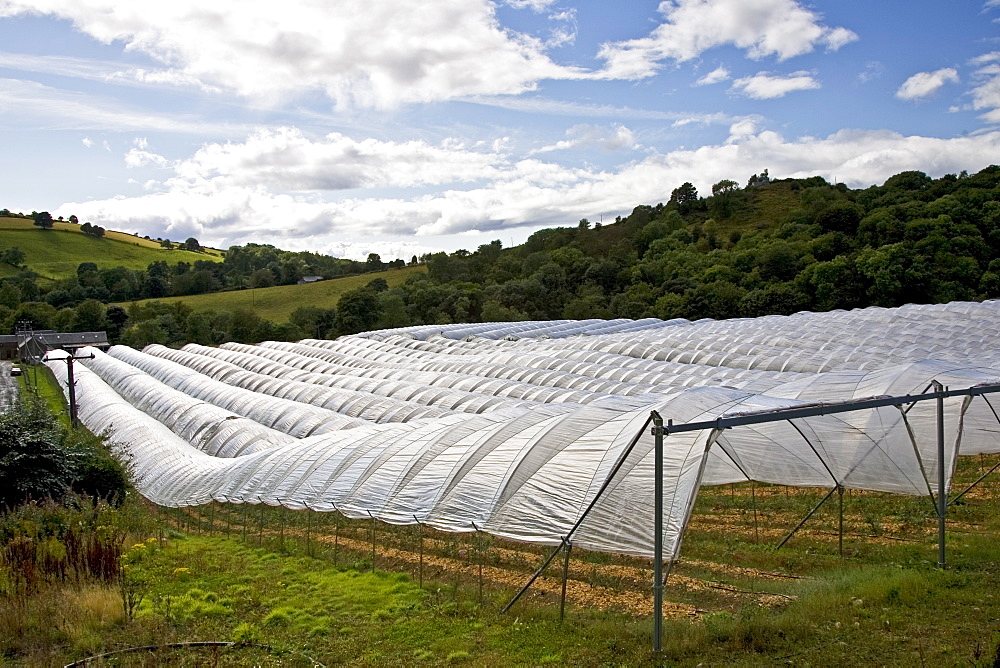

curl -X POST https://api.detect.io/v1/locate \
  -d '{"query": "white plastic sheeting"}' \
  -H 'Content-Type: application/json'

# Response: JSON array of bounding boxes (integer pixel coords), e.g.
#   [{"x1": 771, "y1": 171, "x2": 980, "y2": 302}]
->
[{"x1": 46, "y1": 300, "x2": 1000, "y2": 559}]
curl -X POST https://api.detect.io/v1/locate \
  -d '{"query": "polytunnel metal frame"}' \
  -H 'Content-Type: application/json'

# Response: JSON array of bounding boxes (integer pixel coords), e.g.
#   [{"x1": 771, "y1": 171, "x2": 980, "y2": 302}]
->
[{"x1": 499, "y1": 380, "x2": 1000, "y2": 656}]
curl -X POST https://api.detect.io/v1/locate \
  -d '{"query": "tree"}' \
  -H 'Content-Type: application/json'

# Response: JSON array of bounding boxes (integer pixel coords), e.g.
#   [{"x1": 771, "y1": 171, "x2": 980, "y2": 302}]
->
[
  {"x1": 290, "y1": 306, "x2": 337, "y2": 338},
  {"x1": 105, "y1": 305, "x2": 129, "y2": 342},
  {"x1": 336, "y1": 287, "x2": 382, "y2": 334},
  {"x1": 182, "y1": 237, "x2": 201, "y2": 252},
  {"x1": 670, "y1": 182, "x2": 698, "y2": 205},
  {"x1": 0, "y1": 282, "x2": 21, "y2": 308},
  {"x1": 816, "y1": 203, "x2": 863, "y2": 235},
  {"x1": 375, "y1": 292, "x2": 411, "y2": 329},
  {"x1": 77, "y1": 262, "x2": 98, "y2": 278},
  {"x1": 366, "y1": 253, "x2": 384, "y2": 272},
  {"x1": 710, "y1": 179, "x2": 742, "y2": 219},
  {"x1": 249, "y1": 267, "x2": 275, "y2": 288},
  {"x1": 1, "y1": 247, "x2": 25, "y2": 267},
  {"x1": 68, "y1": 214, "x2": 79, "y2": 224},
  {"x1": 0, "y1": 397, "x2": 73, "y2": 508},
  {"x1": 32, "y1": 211, "x2": 53, "y2": 229},
  {"x1": 73, "y1": 299, "x2": 107, "y2": 332}
]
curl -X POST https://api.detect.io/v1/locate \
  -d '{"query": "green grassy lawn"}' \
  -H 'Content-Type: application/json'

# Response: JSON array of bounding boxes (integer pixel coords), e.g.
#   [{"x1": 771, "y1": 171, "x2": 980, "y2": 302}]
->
[
  {"x1": 0, "y1": 219, "x2": 220, "y2": 280},
  {"x1": 119, "y1": 264, "x2": 426, "y2": 322},
  {"x1": 15, "y1": 361, "x2": 68, "y2": 425},
  {"x1": 4, "y1": 457, "x2": 1000, "y2": 665}
]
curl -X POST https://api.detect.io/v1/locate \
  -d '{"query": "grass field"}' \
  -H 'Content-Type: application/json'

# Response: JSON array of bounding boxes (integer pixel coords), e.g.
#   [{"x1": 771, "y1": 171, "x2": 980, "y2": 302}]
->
[
  {"x1": 119, "y1": 264, "x2": 426, "y2": 322},
  {"x1": 0, "y1": 218, "x2": 221, "y2": 280},
  {"x1": 6, "y1": 464, "x2": 1000, "y2": 666},
  {"x1": 4, "y1": 372, "x2": 1000, "y2": 665}
]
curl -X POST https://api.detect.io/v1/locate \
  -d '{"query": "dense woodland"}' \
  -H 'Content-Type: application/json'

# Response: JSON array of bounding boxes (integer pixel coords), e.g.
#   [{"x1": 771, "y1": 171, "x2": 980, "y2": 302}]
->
[{"x1": 2, "y1": 165, "x2": 1000, "y2": 347}]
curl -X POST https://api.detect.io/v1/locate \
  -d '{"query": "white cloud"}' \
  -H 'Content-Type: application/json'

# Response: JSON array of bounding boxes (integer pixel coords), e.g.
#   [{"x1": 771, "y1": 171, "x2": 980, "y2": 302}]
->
[
  {"x1": 671, "y1": 112, "x2": 750, "y2": 128},
  {"x1": 597, "y1": 0, "x2": 857, "y2": 79},
  {"x1": 731, "y1": 71, "x2": 820, "y2": 99},
  {"x1": 164, "y1": 127, "x2": 506, "y2": 193},
  {"x1": 857, "y1": 61, "x2": 885, "y2": 84},
  {"x1": 82, "y1": 137, "x2": 94, "y2": 148},
  {"x1": 0, "y1": 77, "x2": 252, "y2": 134},
  {"x1": 694, "y1": 66, "x2": 730, "y2": 86},
  {"x1": 1, "y1": 0, "x2": 585, "y2": 108},
  {"x1": 531, "y1": 124, "x2": 638, "y2": 154},
  {"x1": 970, "y1": 52, "x2": 1000, "y2": 66},
  {"x1": 124, "y1": 148, "x2": 169, "y2": 168},
  {"x1": 57, "y1": 127, "x2": 1000, "y2": 257},
  {"x1": 545, "y1": 9, "x2": 578, "y2": 48},
  {"x1": 971, "y1": 64, "x2": 1000, "y2": 122},
  {"x1": 896, "y1": 68, "x2": 960, "y2": 101},
  {"x1": 726, "y1": 119, "x2": 759, "y2": 142},
  {"x1": 505, "y1": 0, "x2": 557, "y2": 10}
]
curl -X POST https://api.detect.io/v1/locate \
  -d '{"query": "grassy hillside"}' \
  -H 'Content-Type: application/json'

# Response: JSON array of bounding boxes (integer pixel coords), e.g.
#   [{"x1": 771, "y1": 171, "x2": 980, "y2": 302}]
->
[
  {"x1": 119, "y1": 264, "x2": 425, "y2": 322},
  {"x1": 0, "y1": 218, "x2": 221, "y2": 280}
]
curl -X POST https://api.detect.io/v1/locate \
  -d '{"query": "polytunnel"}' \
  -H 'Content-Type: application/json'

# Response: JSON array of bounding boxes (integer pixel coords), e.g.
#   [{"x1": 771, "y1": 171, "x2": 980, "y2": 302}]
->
[{"x1": 43, "y1": 299, "x2": 1000, "y2": 568}]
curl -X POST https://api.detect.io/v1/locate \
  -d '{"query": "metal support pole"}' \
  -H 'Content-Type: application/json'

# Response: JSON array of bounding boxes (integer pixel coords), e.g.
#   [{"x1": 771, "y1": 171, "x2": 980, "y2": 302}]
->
[
  {"x1": 306, "y1": 509, "x2": 313, "y2": 557},
  {"x1": 838, "y1": 486, "x2": 844, "y2": 558},
  {"x1": 559, "y1": 539, "x2": 572, "y2": 621},
  {"x1": 500, "y1": 537, "x2": 568, "y2": 614},
  {"x1": 950, "y1": 459, "x2": 1000, "y2": 505},
  {"x1": 651, "y1": 410, "x2": 664, "y2": 656},
  {"x1": 413, "y1": 516, "x2": 424, "y2": 588},
  {"x1": 934, "y1": 381, "x2": 947, "y2": 569},
  {"x1": 242, "y1": 503, "x2": 248, "y2": 542},
  {"x1": 278, "y1": 504, "x2": 286, "y2": 551},
  {"x1": 472, "y1": 521, "x2": 484, "y2": 607},
  {"x1": 775, "y1": 486, "x2": 838, "y2": 549},
  {"x1": 333, "y1": 506, "x2": 340, "y2": 566},
  {"x1": 368, "y1": 510, "x2": 376, "y2": 572}
]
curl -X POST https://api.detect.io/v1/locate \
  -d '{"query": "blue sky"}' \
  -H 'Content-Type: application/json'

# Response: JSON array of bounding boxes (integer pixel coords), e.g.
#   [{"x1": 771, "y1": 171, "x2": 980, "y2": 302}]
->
[{"x1": 1, "y1": 0, "x2": 999, "y2": 260}]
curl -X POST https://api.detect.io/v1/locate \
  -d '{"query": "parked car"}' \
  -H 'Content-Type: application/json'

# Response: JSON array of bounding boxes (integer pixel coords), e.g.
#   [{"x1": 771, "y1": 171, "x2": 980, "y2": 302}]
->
[{"x1": 9, "y1": 366, "x2": 21, "y2": 377}]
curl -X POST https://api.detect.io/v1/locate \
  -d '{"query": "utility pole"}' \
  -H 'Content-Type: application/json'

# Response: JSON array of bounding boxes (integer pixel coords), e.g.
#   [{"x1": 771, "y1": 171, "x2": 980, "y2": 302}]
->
[{"x1": 44, "y1": 348, "x2": 95, "y2": 428}]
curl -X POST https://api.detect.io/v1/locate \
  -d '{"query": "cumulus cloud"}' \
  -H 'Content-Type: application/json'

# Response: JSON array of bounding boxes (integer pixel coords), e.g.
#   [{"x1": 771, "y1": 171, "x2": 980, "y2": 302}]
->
[
  {"x1": 896, "y1": 68, "x2": 960, "y2": 101},
  {"x1": 163, "y1": 127, "x2": 506, "y2": 193},
  {"x1": 124, "y1": 138, "x2": 169, "y2": 168},
  {"x1": 731, "y1": 71, "x2": 820, "y2": 99},
  {"x1": 531, "y1": 124, "x2": 638, "y2": 154},
  {"x1": 597, "y1": 0, "x2": 857, "y2": 79},
  {"x1": 0, "y1": 0, "x2": 586, "y2": 108},
  {"x1": 57, "y1": 126, "x2": 1000, "y2": 258},
  {"x1": 694, "y1": 66, "x2": 730, "y2": 86}
]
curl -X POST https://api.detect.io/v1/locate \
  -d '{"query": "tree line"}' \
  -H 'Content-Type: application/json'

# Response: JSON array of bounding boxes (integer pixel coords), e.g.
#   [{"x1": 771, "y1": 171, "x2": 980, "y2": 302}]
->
[{"x1": 2, "y1": 166, "x2": 999, "y2": 347}]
